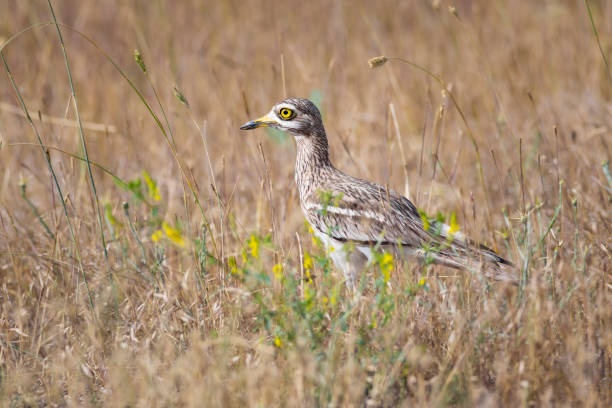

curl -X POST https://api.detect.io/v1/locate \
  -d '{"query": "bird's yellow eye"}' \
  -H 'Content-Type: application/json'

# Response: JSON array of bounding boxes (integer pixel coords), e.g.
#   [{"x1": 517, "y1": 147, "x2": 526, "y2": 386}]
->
[{"x1": 279, "y1": 108, "x2": 294, "y2": 120}]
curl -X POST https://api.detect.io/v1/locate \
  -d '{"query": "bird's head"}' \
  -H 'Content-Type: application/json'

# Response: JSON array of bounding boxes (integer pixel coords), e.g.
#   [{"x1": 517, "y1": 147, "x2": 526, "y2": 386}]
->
[{"x1": 240, "y1": 98, "x2": 323, "y2": 137}]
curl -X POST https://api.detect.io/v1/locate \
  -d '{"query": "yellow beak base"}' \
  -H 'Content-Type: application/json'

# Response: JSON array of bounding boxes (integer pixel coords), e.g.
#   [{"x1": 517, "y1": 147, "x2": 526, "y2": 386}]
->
[{"x1": 240, "y1": 113, "x2": 276, "y2": 130}]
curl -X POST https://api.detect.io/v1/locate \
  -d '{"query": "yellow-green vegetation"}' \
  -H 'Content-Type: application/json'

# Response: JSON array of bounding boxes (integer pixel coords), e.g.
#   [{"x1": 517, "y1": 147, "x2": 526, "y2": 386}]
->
[{"x1": 1, "y1": 1, "x2": 611, "y2": 406}]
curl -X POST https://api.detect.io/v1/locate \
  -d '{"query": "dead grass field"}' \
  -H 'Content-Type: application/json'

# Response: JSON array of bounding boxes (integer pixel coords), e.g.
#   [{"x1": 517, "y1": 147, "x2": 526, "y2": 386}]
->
[{"x1": 1, "y1": 1, "x2": 611, "y2": 406}]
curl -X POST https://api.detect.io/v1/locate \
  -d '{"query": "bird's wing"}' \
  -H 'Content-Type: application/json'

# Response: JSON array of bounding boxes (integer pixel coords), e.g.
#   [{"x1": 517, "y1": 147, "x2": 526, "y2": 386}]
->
[
  {"x1": 303, "y1": 174, "x2": 516, "y2": 281},
  {"x1": 303, "y1": 176, "x2": 428, "y2": 247},
  {"x1": 304, "y1": 175, "x2": 503, "y2": 254}
]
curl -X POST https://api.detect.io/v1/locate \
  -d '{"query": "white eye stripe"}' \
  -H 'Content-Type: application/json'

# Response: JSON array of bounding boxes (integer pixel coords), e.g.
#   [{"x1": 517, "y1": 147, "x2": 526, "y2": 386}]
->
[{"x1": 281, "y1": 120, "x2": 302, "y2": 129}]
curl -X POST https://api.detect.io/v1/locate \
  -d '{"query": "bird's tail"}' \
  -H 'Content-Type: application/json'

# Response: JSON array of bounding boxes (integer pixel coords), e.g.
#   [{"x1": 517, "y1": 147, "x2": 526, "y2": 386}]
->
[
  {"x1": 421, "y1": 225, "x2": 519, "y2": 284},
  {"x1": 429, "y1": 244, "x2": 518, "y2": 284}
]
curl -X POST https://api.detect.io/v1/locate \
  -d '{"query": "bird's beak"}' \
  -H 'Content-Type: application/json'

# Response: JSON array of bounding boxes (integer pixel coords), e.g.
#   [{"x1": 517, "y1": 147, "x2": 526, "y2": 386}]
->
[{"x1": 240, "y1": 113, "x2": 277, "y2": 130}]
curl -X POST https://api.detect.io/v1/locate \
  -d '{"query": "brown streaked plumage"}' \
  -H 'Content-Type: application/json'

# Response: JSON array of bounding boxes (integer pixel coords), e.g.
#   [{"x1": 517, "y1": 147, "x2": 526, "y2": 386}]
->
[{"x1": 240, "y1": 98, "x2": 517, "y2": 289}]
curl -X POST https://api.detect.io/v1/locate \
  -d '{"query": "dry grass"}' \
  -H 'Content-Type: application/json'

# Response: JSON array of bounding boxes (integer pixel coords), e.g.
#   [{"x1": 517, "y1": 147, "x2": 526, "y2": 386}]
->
[{"x1": 1, "y1": 1, "x2": 611, "y2": 406}]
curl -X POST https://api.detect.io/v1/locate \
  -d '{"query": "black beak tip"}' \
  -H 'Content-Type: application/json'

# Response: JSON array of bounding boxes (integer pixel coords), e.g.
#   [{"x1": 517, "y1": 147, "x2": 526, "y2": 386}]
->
[{"x1": 240, "y1": 121, "x2": 256, "y2": 130}]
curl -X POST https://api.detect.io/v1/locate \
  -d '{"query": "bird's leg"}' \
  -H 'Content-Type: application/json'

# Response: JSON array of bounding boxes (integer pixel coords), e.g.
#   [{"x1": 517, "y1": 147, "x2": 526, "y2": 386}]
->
[
  {"x1": 344, "y1": 248, "x2": 369, "y2": 291},
  {"x1": 324, "y1": 241, "x2": 368, "y2": 291}
]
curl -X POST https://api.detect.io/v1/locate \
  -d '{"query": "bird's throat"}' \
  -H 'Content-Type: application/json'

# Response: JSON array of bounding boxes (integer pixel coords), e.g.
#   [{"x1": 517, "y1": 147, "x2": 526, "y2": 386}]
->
[{"x1": 294, "y1": 132, "x2": 333, "y2": 198}]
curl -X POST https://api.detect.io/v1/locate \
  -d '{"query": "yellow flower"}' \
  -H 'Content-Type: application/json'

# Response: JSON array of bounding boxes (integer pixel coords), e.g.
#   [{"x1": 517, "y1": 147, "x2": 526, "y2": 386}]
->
[
  {"x1": 228, "y1": 256, "x2": 238, "y2": 274},
  {"x1": 162, "y1": 221, "x2": 186, "y2": 247},
  {"x1": 304, "y1": 286, "x2": 315, "y2": 309},
  {"x1": 419, "y1": 210, "x2": 430, "y2": 231},
  {"x1": 142, "y1": 170, "x2": 161, "y2": 201},
  {"x1": 370, "y1": 312, "x2": 378, "y2": 328},
  {"x1": 330, "y1": 286, "x2": 339, "y2": 306},
  {"x1": 247, "y1": 234, "x2": 259, "y2": 259},
  {"x1": 380, "y1": 252, "x2": 393, "y2": 282},
  {"x1": 307, "y1": 223, "x2": 323, "y2": 247},
  {"x1": 104, "y1": 203, "x2": 124, "y2": 236},
  {"x1": 151, "y1": 229, "x2": 163, "y2": 243},
  {"x1": 497, "y1": 229, "x2": 509, "y2": 239},
  {"x1": 303, "y1": 251, "x2": 313, "y2": 271},
  {"x1": 419, "y1": 277, "x2": 426, "y2": 286},
  {"x1": 273, "y1": 263, "x2": 283, "y2": 280},
  {"x1": 448, "y1": 212, "x2": 460, "y2": 235},
  {"x1": 274, "y1": 336, "x2": 282, "y2": 348}
]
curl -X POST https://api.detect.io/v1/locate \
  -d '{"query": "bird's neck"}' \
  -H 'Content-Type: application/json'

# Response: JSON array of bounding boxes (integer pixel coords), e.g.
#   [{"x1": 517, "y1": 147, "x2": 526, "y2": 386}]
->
[{"x1": 294, "y1": 130, "x2": 333, "y2": 198}]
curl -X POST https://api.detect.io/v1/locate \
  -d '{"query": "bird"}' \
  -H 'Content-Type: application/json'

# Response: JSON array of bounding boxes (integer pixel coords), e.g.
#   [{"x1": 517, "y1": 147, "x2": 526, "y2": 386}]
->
[{"x1": 240, "y1": 98, "x2": 517, "y2": 289}]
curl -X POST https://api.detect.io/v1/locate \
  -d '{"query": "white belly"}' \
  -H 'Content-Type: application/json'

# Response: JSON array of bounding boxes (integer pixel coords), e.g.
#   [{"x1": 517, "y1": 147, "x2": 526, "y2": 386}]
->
[{"x1": 312, "y1": 229, "x2": 375, "y2": 286}]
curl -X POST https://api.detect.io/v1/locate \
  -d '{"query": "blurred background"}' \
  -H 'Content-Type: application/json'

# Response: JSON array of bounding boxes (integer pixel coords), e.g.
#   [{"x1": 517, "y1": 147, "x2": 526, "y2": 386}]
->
[{"x1": 0, "y1": 1, "x2": 610, "y2": 406}]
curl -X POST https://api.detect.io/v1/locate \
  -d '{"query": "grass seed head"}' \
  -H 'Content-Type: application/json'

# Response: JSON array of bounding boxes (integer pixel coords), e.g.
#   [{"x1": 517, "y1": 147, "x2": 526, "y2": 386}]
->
[
  {"x1": 368, "y1": 56, "x2": 388, "y2": 69},
  {"x1": 173, "y1": 86, "x2": 189, "y2": 107},
  {"x1": 133, "y1": 49, "x2": 147, "y2": 73}
]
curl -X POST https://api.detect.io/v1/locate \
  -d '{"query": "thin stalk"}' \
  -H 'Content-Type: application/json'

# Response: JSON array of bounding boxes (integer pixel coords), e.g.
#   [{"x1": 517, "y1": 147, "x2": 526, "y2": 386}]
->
[
  {"x1": 198, "y1": 120, "x2": 227, "y2": 272},
  {"x1": 62, "y1": 25, "x2": 218, "y2": 257},
  {"x1": 170, "y1": 86, "x2": 227, "y2": 277},
  {"x1": 46, "y1": 1, "x2": 118, "y2": 318},
  {"x1": 382, "y1": 56, "x2": 495, "y2": 244},
  {"x1": 519, "y1": 138, "x2": 526, "y2": 213},
  {"x1": 0, "y1": 20, "x2": 219, "y2": 258},
  {"x1": 1, "y1": 51, "x2": 95, "y2": 314},
  {"x1": 584, "y1": 0, "x2": 612, "y2": 85},
  {"x1": 138, "y1": 61, "x2": 199, "y2": 289},
  {"x1": 122, "y1": 203, "x2": 147, "y2": 267},
  {"x1": 0, "y1": 22, "x2": 53, "y2": 52},
  {"x1": 20, "y1": 182, "x2": 55, "y2": 239},
  {"x1": 8, "y1": 143, "x2": 131, "y2": 187},
  {"x1": 47, "y1": 1, "x2": 111, "y2": 269},
  {"x1": 603, "y1": 160, "x2": 612, "y2": 191},
  {"x1": 389, "y1": 103, "x2": 410, "y2": 199}
]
